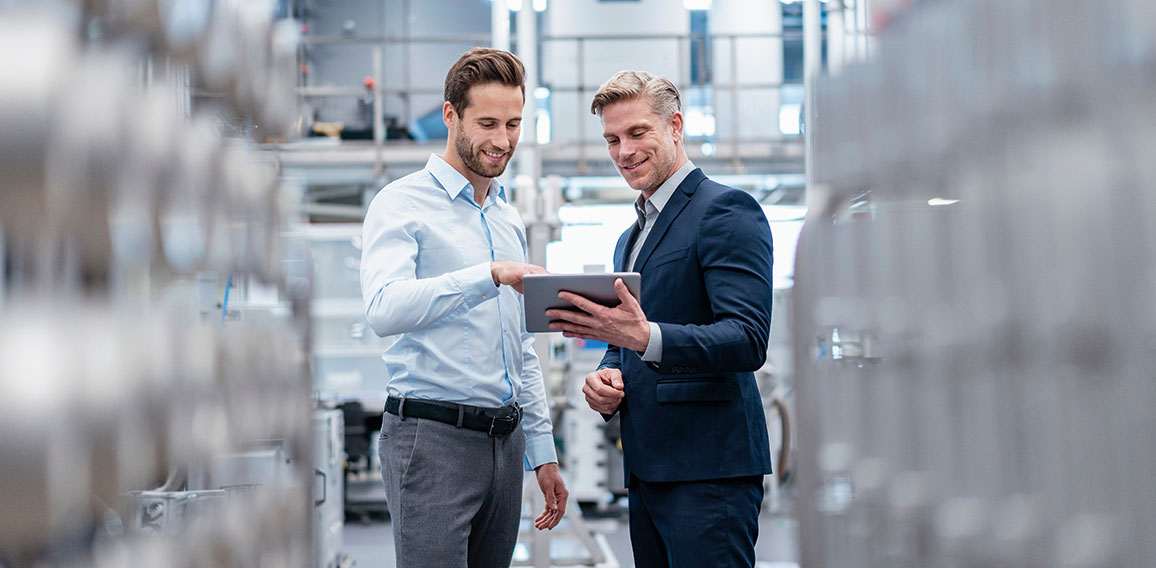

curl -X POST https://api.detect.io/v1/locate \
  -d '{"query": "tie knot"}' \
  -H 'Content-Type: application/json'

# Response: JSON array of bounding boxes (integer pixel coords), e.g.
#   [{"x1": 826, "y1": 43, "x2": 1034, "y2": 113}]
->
[{"x1": 635, "y1": 201, "x2": 647, "y2": 231}]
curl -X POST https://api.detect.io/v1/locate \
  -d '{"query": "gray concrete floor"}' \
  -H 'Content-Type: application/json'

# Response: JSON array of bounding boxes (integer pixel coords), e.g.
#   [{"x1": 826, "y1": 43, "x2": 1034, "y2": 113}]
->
[{"x1": 341, "y1": 500, "x2": 799, "y2": 568}]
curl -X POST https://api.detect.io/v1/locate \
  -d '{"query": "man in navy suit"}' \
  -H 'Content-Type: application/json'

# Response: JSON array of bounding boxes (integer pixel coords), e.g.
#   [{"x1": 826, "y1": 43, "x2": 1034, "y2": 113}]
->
[{"x1": 545, "y1": 70, "x2": 774, "y2": 567}]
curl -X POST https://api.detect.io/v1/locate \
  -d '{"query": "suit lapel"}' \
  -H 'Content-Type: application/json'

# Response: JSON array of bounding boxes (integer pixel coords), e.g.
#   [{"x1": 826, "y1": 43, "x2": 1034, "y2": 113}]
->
[
  {"x1": 631, "y1": 168, "x2": 705, "y2": 272},
  {"x1": 613, "y1": 225, "x2": 637, "y2": 272}
]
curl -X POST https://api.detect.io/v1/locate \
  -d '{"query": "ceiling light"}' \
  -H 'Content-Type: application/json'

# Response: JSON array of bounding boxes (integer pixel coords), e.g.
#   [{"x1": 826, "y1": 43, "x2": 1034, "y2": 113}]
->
[{"x1": 928, "y1": 198, "x2": 960, "y2": 206}]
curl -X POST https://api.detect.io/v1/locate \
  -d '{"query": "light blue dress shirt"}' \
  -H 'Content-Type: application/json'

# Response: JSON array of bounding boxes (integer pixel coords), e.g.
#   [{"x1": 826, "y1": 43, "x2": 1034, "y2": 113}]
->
[
  {"x1": 627, "y1": 160, "x2": 697, "y2": 363},
  {"x1": 360, "y1": 154, "x2": 557, "y2": 470}
]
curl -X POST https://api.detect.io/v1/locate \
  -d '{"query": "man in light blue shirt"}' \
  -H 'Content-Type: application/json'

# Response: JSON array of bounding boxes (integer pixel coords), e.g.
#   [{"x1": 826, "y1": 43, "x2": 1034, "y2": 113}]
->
[{"x1": 360, "y1": 48, "x2": 568, "y2": 568}]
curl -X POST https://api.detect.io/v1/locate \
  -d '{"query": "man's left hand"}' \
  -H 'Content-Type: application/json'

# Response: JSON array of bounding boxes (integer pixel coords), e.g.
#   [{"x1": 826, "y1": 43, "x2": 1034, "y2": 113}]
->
[
  {"x1": 533, "y1": 463, "x2": 568, "y2": 530},
  {"x1": 547, "y1": 278, "x2": 650, "y2": 352}
]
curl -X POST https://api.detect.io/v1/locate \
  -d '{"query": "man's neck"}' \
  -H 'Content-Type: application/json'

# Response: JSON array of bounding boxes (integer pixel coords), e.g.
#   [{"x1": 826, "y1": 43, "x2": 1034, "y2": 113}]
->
[
  {"x1": 443, "y1": 151, "x2": 492, "y2": 206},
  {"x1": 641, "y1": 155, "x2": 690, "y2": 201},
  {"x1": 470, "y1": 179, "x2": 491, "y2": 207}
]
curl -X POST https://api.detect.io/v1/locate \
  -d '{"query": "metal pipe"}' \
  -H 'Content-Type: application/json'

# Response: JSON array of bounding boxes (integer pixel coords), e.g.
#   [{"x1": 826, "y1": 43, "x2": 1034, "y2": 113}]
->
[
  {"x1": 858, "y1": 0, "x2": 871, "y2": 59},
  {"x1": 576, "y1": 37, "x2": 587, "y2": 172},
  {"x1": 402, "y1": 0, "x2": 413, "y2": 125},
  {"x1": 729, "y1": 36, "x2": 741, "y2": 172},
  {"x1": 828, "y1": 0, "x2": 846, "y2": 73},
  {"x1": 492, "y1": 0, "x2": 510, "y2": 51},
  {"x1": 516, "y1": 3, "x2": 540, "y2": 185},
  {"x1": 803, "y1": 0, "x2": 822, "y2": 208},
  {"x1": 373, "y1": 45, "x2": 384, "y2": 175}
]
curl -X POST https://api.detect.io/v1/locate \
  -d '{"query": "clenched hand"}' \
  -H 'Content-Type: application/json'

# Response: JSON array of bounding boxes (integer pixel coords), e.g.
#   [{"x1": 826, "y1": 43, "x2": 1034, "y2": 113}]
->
[{"x1": 582, "y1": 367, "x2": 625, "y2": 415}]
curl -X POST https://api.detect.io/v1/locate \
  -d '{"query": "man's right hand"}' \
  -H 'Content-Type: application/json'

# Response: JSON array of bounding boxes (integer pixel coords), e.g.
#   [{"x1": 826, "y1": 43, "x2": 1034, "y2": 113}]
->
[
  {"x1": 582, "y1": 367, "x2": 625, "y2": 414},
  {"x1": 491, "y1": 261, "x2": 546, "y2": 293}
]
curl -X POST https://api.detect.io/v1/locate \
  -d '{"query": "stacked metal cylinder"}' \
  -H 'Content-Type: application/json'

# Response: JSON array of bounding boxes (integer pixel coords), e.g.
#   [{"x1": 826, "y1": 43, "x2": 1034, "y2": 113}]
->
[
  {"x1": 0, "y1": 3, "x2": 312, "y2": 567},
  {"x1": 794, "y1": 1, "x2": 1156, "y2": 567}
]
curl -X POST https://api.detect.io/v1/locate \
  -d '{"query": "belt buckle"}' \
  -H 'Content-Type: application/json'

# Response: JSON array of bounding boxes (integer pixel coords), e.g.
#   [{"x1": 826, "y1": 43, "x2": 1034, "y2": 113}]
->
[{"x1": 488, "y1": 415, "x2": 512, "y2": 437}]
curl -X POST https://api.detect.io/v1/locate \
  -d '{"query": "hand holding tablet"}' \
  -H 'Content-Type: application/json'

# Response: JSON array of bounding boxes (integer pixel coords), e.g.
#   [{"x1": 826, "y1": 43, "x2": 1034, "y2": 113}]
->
[{"x1": 522, "y1": 272, "x2": 641, "y2": 333}]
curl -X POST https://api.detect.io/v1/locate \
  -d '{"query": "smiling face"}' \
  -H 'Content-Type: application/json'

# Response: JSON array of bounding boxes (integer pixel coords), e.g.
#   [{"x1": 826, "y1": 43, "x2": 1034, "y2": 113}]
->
[
  {"x1": 443, "y1": 82, "x2": 524, "y2": 188},
  {"x1": 600, "y1": 96, "x2": 685, "y2": 199}
]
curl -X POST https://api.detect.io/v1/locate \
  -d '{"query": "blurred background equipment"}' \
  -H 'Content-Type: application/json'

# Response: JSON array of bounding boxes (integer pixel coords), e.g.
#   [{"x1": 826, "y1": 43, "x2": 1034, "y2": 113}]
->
[
  {"x1": 0, "y1": 0, "x2": 321, "y2": 566},
  {"x1": 0, "y1": 0, "x2": 923, "y2": 565},
  {"x1": 16, "y1": 0, "x2": 1156, "y2": 565},
  {"x1": 794, "y1": 0, "x2": 1156, "y2": 566}
]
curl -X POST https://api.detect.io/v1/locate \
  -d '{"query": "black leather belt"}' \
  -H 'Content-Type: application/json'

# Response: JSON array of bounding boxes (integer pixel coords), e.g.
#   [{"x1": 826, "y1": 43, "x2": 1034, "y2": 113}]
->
[{"x1": 385, "y1": 396, "x2": 523, "y2": 437}]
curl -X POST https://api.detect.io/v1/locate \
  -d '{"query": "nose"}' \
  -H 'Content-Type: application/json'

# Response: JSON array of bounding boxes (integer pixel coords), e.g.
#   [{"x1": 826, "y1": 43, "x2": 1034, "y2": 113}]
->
[
  {"x1": 491, "y1": 129, "x2": 511, "y2": 150},
  {"x1": 617, "y1": 139, "x2": 637, "y2": 163}
]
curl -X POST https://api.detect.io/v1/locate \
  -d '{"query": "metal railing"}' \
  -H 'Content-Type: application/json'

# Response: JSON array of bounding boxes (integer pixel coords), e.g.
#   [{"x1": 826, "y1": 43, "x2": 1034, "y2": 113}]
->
[
  {"x1": 293, "y1": 31, "x2": 806, "y2": 173},
  {"x1": 540, "y1": 32, "x2": 804, "y2": 171}
]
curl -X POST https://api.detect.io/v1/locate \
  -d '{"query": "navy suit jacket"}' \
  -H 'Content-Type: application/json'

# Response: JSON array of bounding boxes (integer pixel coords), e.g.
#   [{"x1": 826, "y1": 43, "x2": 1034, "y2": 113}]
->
[{"x1": 600, "y1": 168, "x2": 774, "y2": 483}]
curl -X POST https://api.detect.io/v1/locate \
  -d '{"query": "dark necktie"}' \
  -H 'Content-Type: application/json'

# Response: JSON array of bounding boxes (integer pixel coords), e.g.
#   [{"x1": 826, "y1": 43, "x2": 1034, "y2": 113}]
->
[{"x1": 635, "y1": 200, "x2": 647, "y2": 232}]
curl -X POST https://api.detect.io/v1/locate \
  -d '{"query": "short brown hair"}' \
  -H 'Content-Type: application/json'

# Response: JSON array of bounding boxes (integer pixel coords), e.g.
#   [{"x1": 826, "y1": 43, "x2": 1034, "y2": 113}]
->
[
  {"x1": 590, "y1": 70, "x2": 681, "y2": 120},
  {"x1": 444, "y1": 48, "x2": 525, "y2": 114}
]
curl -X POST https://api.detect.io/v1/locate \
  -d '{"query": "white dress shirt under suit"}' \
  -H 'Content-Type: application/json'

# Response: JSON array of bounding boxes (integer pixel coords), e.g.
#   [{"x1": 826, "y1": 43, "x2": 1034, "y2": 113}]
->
[
  {"x1": 627, "y1": 160, "x2": 697, "y2": 363},
  {"x1": 360, "y1": 154, "x2": 557, "y2": 470}
]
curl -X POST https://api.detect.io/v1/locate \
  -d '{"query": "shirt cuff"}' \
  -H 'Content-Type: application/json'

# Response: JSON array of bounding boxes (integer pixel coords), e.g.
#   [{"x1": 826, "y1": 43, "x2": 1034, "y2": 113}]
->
[
  {"x1": 639, "y1": 322, "x2": 663, "y2": 362},
  {"x1": 523, "y1": 432, "x2": 559, "y2": 471},
  {"x1": 450, "y1": 262, "x2": 500, "y2": 309}
]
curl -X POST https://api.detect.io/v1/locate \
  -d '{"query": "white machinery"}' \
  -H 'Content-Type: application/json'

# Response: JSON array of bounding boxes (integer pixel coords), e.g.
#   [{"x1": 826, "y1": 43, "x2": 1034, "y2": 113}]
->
[
  {"x1": 561, "y1": 340, "x2": 625, "y2": 505},
  {"x1": 313, "y1": 409, "x2": 347, "y2": 568}
]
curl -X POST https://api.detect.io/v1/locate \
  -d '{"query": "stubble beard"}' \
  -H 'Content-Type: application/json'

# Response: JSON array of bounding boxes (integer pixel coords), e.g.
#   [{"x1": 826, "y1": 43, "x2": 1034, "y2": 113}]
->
[
  {"x1": 626, "y1": 146, "x2": 676, "y2": 197},
  {"x1": 455, "y1": 126, "x2": 512, "y2": 180}
]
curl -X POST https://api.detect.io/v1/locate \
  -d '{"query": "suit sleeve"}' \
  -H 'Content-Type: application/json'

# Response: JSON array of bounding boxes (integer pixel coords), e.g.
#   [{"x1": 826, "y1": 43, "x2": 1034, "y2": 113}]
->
[
  {"x1": 595, "y1": 345, "x2": 624, "y2": 420},
  {"x1": 598, "y1": 344, "x2": 622, "y2": 370},
  {"x1": 653, "y1": 190, "x2": 773, "y2": 373}
]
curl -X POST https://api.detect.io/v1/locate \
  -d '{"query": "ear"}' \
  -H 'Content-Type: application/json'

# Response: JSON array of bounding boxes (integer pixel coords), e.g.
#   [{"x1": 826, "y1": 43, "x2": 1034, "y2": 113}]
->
[
  {"x1": 443, "y1": 101, "x2": 456, "y2": 129},
  {"x1": 669, "y1": 111, "x2": 684, "y2": 142}
]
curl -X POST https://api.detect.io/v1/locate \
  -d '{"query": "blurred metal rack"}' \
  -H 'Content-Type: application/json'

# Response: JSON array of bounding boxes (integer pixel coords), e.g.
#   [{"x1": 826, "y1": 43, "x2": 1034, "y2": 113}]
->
[
  {"x1": 794, "y1": 0, "x2": 1156, "y2": 566},
  {"x1": 0, "y1": 2, "x2": 321, "y2": 566}
]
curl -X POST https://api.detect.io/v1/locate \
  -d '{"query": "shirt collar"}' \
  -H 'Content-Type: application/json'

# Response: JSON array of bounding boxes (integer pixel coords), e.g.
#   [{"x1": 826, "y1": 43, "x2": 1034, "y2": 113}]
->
[
  {"x1": 637, "y1": 160, "x2": 695, "y2": 215},
  {"x1": 425, "y1": 153, "x2": 507, "y2": 204}
]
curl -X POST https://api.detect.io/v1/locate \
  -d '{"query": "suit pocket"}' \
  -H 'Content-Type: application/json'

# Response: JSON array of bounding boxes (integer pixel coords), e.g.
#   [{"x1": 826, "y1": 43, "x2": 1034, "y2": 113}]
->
[
  {"x1": 656, "y1": 378, "x2": 737, "y2": 403},
  {"x1": 648, "y1": 247, "x2": 689, "y2": 268}
]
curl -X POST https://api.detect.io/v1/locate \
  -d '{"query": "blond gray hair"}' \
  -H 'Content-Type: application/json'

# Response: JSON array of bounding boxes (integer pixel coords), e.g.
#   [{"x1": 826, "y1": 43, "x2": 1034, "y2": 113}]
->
[{"x1": 590, "y1": 70, "x2": 681, "y2": 120}]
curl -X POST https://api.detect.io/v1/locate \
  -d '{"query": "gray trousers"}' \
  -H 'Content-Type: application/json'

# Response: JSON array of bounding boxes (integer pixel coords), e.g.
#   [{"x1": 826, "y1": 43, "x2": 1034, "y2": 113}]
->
[{"x1": 379, "y1": 411, "x2": 526, "y2": 568}]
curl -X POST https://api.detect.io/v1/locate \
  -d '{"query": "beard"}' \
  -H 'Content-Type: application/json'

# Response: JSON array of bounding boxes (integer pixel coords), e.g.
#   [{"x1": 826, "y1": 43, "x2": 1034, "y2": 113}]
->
[{"x1": 454, "y1": 125, "x2": 513, "y2": 180}]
